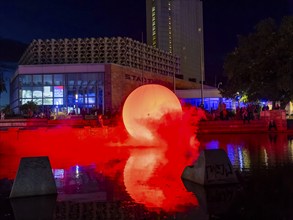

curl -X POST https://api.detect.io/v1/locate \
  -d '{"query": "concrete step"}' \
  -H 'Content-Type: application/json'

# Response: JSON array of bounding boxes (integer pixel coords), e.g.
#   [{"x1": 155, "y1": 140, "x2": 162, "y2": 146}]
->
[{"x1": 197, "y1": 119, "x2": 283, "y2": 134}]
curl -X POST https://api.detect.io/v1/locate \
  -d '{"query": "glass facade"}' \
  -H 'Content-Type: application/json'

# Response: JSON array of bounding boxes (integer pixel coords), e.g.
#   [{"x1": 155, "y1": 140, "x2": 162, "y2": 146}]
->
[
  {"x1": 181, "y1": 97, "x2": 245, "y2": 112},
  {"x1": 11, "y1": 72, "x2": 104, "y2": 115}
]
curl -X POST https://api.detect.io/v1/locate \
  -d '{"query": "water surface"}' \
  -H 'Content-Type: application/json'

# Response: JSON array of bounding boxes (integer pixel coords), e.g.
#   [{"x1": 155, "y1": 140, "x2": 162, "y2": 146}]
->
[{"x1": 1, "y1": 129, "x2": 293, "y2": 219}]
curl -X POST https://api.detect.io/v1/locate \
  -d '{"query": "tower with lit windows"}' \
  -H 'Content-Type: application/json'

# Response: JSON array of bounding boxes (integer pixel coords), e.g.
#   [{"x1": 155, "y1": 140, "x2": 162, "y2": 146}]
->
[{"x1": 146, "y1": 0, "x2": 204, "y2": 83}]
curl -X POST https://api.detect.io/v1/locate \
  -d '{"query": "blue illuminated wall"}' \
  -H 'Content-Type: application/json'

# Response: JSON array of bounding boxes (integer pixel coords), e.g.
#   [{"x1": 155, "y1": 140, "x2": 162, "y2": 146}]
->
[{"x1": 181, "y1": 97, "x2": 245, "y2": 112}]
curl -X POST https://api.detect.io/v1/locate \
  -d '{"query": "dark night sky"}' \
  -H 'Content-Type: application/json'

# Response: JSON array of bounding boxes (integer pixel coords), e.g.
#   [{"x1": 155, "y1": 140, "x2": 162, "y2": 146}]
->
[
  {"x1": 0, "y1": 0, "x2": 146, "y2": 42},
  {"x1": 0, "y1": 0, "x2": 292, "y2": 85}
]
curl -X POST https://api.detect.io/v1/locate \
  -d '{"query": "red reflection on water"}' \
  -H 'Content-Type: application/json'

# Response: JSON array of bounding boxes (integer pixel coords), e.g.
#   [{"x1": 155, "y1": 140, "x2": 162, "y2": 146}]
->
[
  {"x1": 0, "y1": 85, "x2": 200, "y2": 212},
  {"x1": 124, "y1": 148, "x2": 198, "y2": 212},
  {"x1": 0, "y1": 111, "x2": 199, "y2": 212},
  {"x1": 0, "y1": 126, "x2": 129, "y2": 179}
]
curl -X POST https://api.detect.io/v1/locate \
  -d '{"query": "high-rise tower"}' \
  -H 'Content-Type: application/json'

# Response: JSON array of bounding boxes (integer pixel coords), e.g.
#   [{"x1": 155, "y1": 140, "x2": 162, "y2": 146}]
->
[{"x1": 146, "y1": 0, "x2": 204, "y2": 83}]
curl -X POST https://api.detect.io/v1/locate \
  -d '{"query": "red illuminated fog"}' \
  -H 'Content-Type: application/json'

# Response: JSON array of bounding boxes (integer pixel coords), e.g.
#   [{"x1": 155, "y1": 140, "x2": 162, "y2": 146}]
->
[
  {"x1": 122, "y1": 84, "x2": 199, "y2": 211},
  {"x1": 0, "y1": 84, "x2": 201, "y2": 212}
]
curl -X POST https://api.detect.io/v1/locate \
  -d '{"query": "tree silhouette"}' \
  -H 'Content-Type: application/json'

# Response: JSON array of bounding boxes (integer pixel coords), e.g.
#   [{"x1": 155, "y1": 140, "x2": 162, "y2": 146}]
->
[{"x1": 222, "y1": 16, "x2": 293, "y2": 109}]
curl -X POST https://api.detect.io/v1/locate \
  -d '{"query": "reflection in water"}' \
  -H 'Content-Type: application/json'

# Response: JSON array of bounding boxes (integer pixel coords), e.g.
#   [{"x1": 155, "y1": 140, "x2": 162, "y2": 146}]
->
[
  {"x1": 0, "y1": 113, "x2": 199, "y2": 218},
  {"x1": 287, "y1": 138, "x2": 293, "y2": 163},
  {"x1": 1, "y1": 128, "x2": 293, "y2": 218},
  {"x1": 226, "y1": 144, "x2": 251, "y2": 171},
  {"x1": 124, "y1": 149, "x2": 167, "y2": 208},
  {"x1": 0, "y1": 127, "x2": 130, "y2": 180},
  {"x1": 124, "y1": 148, "x2": 198, "y2": 212},
  {"x1": 182, "y1": 179, "x2": 240, "y2": 217},
  {"x1": 198, "y1": 133, "x2": 292, "y2": 170},
  {"x1": 10, "y1": 195, "x2": 57, "y2": 220}
]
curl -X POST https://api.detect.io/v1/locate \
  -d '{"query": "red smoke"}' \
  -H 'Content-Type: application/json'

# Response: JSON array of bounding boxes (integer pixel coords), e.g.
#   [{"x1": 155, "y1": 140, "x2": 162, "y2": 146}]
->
[{"x1": 0, "y1": 85, "x2": 201, "y2": 212}]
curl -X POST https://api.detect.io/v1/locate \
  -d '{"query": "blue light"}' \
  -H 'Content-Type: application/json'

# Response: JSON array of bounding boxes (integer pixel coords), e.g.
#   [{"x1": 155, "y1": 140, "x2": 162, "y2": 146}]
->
[
  {"x1": 205, "y1": 140, "x2": 219, "y2": 149},
  {"x1": 238, "y1": 147, "x2": 244, "y2": 171},
  {"x1": 75, "y1": 165, "x2": 80, "y2": 177}
]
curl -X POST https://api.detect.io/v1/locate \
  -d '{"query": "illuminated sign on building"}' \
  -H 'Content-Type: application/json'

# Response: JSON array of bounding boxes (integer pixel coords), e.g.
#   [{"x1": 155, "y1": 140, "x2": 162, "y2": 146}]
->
[
  {"x1": 54, "y1": 86, "x2": 64, "y2": 97},
  {"x1": 124, "y1": 74, "x2": 169, "y2": 86},
  {"x1": 54, "y1": 86, "x2": 64, "y2": 105}
]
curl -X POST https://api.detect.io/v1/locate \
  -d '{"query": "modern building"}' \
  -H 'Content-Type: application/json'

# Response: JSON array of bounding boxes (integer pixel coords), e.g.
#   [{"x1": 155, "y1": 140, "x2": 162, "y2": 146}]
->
[
  {"x1": 11, "y1": 37, "x2": 200, "y2": 115},
  {"x1": 176, "y1": 88, "x2": 223, "y2": 111},
  {"x1": 146, "y1": 0, "x2": 204, "y2": 82}
]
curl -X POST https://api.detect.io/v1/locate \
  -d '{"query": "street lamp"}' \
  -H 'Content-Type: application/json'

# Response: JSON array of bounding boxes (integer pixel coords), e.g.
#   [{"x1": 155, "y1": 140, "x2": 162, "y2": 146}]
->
[
  {"x1": 173, "y1": 57, "x2": 176, "y2": 92},
  {"x1": 198, "y1": 27, "x2": 204, "y2": 106}
]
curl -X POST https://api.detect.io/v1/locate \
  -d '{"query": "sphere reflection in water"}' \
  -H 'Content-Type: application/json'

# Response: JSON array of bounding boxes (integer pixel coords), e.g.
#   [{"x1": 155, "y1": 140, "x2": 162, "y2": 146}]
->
[{"x1": 123, "y1": 148, "x2": 198, "y2": 212}]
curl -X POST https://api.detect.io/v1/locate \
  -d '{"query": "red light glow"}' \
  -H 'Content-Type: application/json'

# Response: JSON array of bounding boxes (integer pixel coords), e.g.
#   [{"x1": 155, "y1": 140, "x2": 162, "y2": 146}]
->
[
  {"x1": 123, "y1": 148, "x2": 198, "y2": 212},
  {"x1": 122, "y1": 84, "x2": 182, "y2": 141},
  {"x1": 122, "y1": 84, "x2": 199, "y2": 211},
  {"x1": 0, "y1": 84, "x2": 200, "y2": 213}
]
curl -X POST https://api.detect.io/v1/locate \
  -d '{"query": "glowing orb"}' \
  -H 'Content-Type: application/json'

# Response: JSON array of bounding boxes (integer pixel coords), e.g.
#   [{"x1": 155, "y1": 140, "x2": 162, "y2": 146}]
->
[{"x1": 122, "y1": 84, "x2": 182, "y2": 140}]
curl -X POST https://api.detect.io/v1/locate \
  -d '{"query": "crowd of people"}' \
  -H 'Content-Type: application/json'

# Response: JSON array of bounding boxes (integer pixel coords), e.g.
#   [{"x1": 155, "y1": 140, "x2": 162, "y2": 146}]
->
[
  {"x1": 0, "y1": 102, "x2": 283, "y2": 128},
  {"x1": 201, "y1": 102, "x2": 275, "y2": 124}
]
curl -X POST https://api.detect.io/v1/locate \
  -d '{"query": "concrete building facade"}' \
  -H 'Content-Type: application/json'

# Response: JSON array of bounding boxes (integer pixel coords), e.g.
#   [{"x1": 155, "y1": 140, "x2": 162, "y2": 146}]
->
[
  {"x1": 11, "y1": 37, "x2": 199, "y2": 115},
  {"x1": 19, "y1": 37, "x2": 180, "y2": 78},
  {"x1": 146, "y1": 0, "x2": 204, "y2": 82}
]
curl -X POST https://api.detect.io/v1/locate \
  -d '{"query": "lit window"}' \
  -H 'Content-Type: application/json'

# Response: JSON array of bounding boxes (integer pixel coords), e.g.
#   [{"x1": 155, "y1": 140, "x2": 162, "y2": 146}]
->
[
  {"x1": 54, "y1": 86, "x2": 64, "y2": 97},
  {"x1": 22, "y1": 89, "x2": 32, "y2": 99},
  {"x1": 43, "y1": 86, "x2": 53, "y2": 98},
  {"x1": 43, "y1": 98, "x2": 53, "y2": 105},
  {"x1": 54, "y1": 98, "x2": 63, "y2": 105}
]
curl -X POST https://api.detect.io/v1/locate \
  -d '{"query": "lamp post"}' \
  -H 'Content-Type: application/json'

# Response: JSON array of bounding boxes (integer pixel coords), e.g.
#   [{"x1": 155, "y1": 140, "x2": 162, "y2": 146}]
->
[
  {"x1": 195, "y1": 0, "x2": 205, "y2": 107},
  {"x1": 173, "y1": 57, "x2": 176, "y2": 92},
  {"x1": 198, "y1": 27, "x2": 204, "y2": 106}
]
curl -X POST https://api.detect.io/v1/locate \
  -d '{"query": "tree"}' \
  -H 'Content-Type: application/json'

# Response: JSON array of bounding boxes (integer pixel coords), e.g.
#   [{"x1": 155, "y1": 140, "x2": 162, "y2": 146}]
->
[
  {"x1": 221, "y1": 16, "x2": 293, "y2": 109},
  {"x1": 20, "y1": 101, "x2": 38, "y2": 117},
  {"x1": 2, "y1": 104, "x2": 12, "y2": 116}
]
